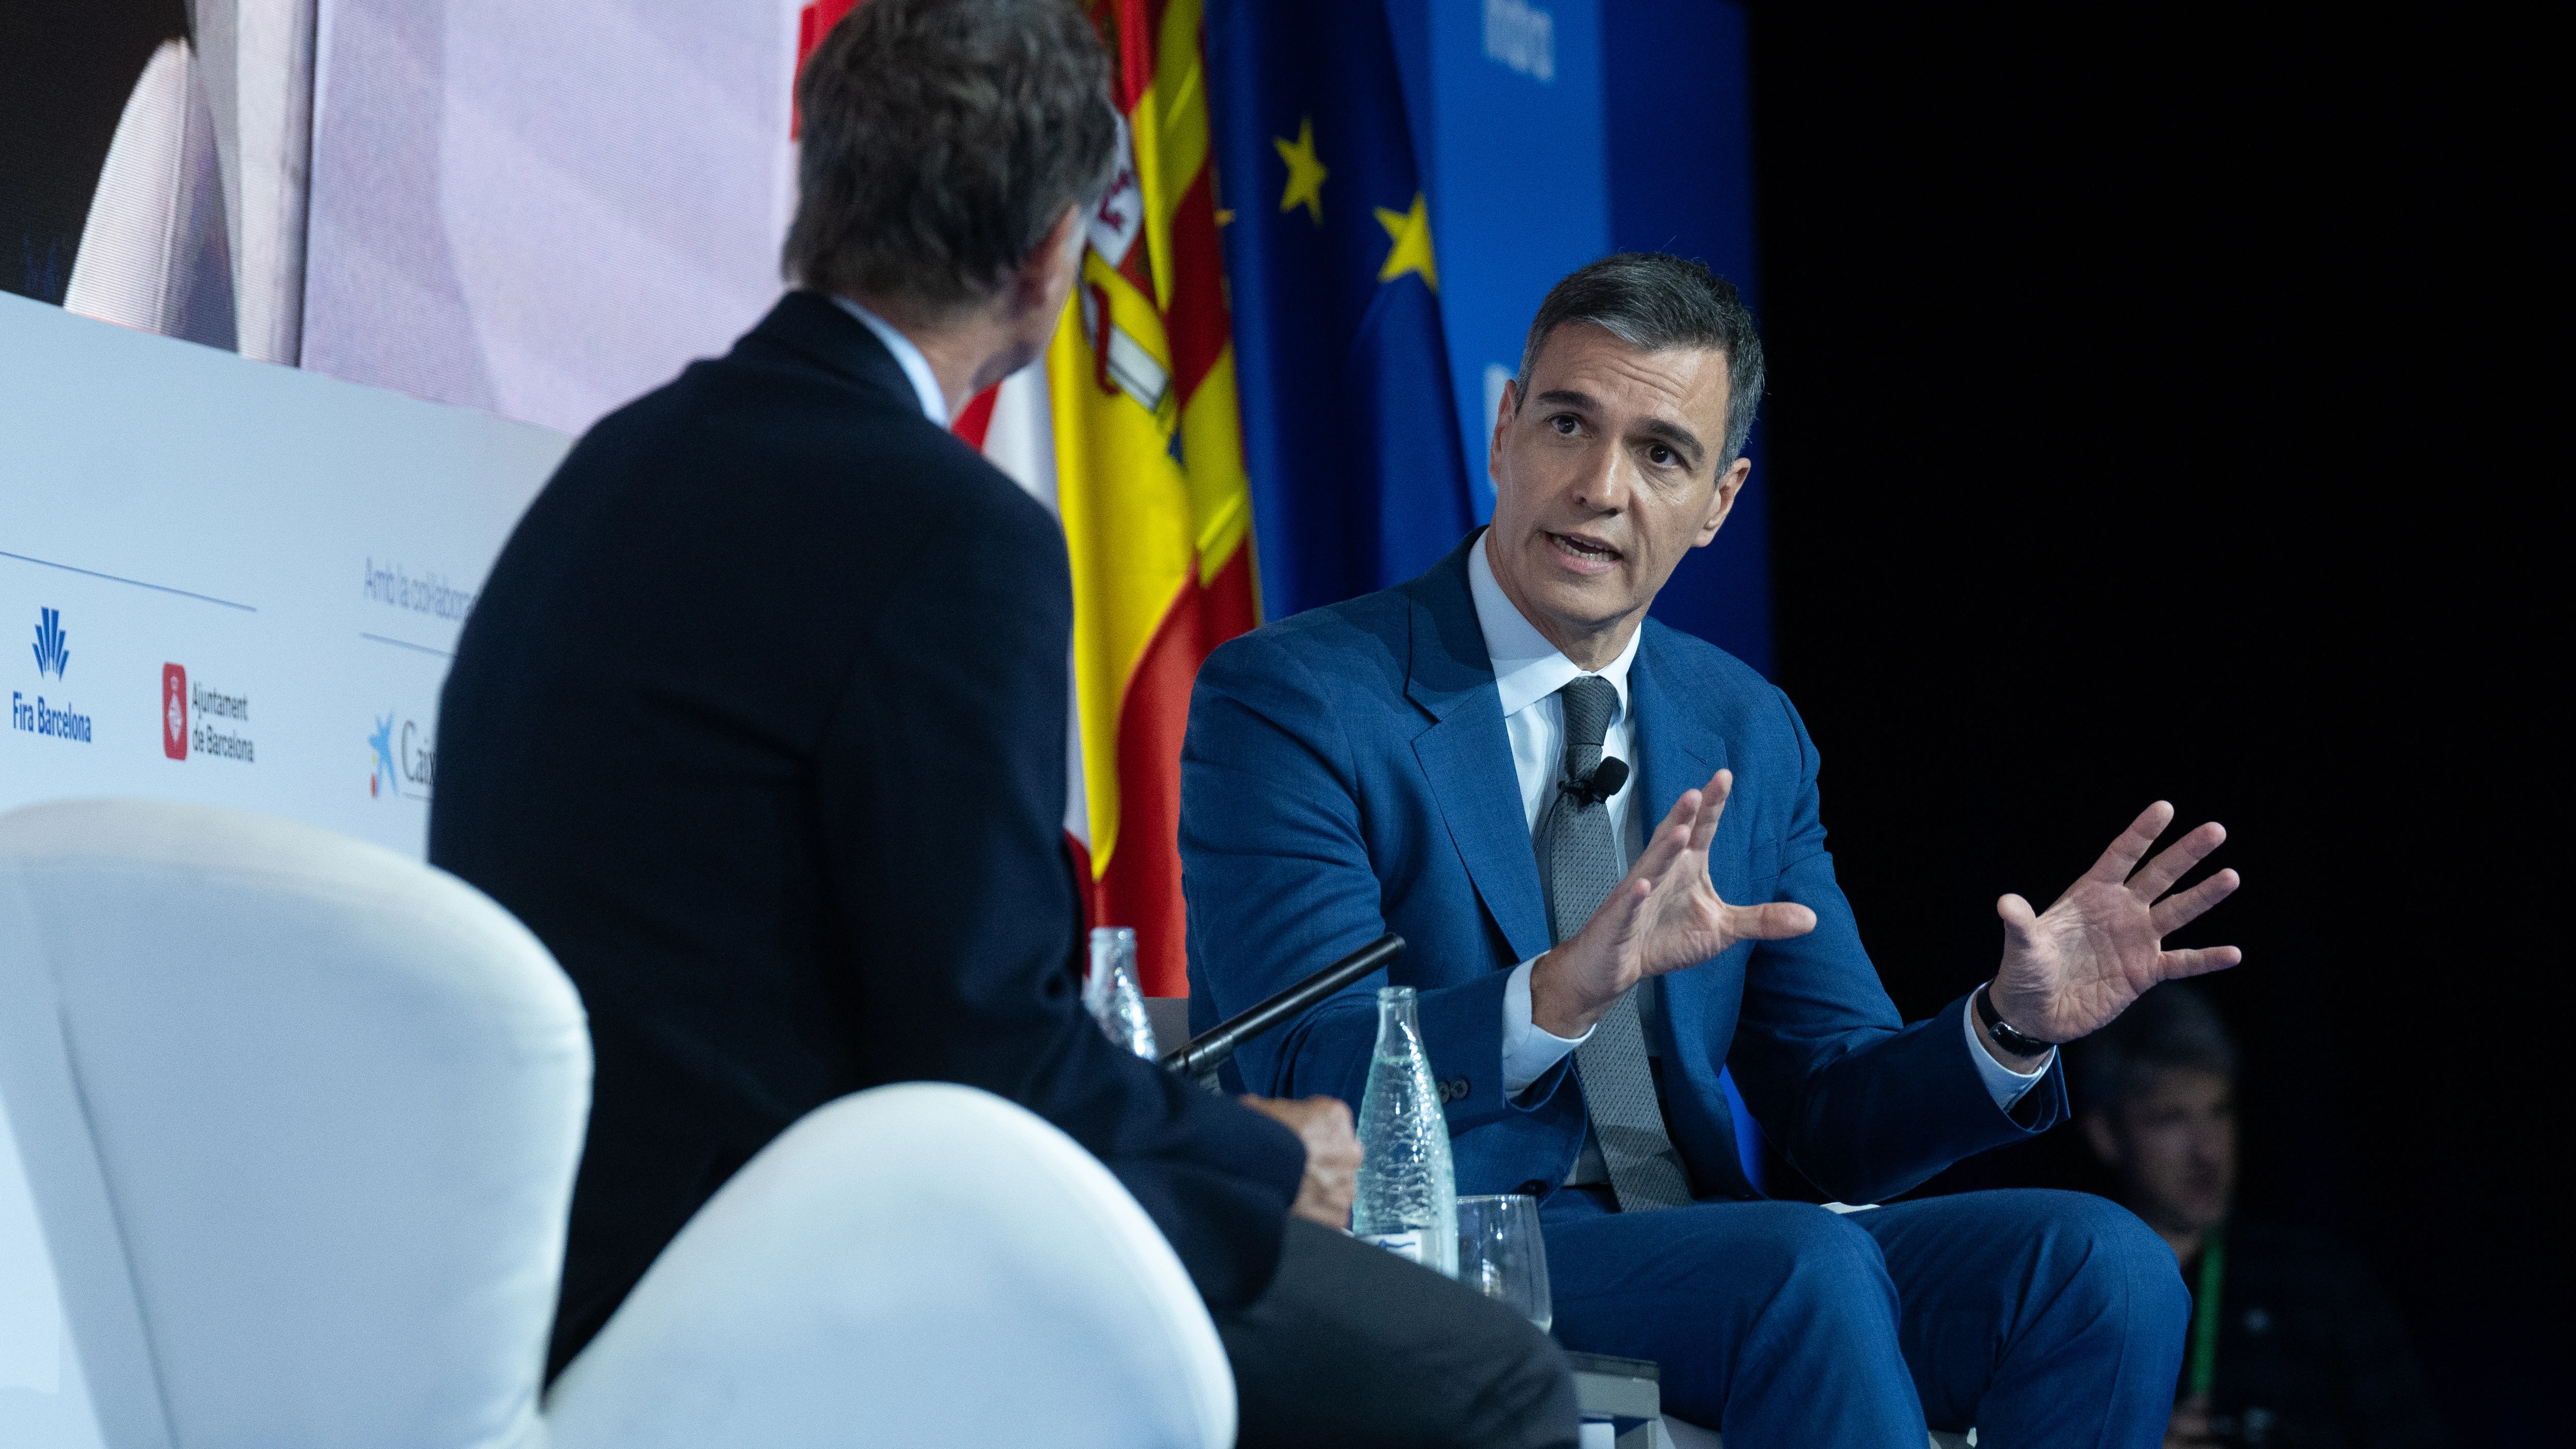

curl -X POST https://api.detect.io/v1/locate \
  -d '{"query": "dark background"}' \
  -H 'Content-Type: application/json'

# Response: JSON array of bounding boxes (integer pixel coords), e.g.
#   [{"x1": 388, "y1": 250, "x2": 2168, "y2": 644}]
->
[{"x1": 1678, "y1": 7, "x2": 2549, "y2": 1444}]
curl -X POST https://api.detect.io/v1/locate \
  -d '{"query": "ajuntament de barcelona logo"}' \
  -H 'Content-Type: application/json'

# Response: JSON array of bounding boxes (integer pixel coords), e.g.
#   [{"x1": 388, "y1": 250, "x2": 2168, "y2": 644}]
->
[{"x1": 162, "y1": 662, "x2": 255, "y2": 763}]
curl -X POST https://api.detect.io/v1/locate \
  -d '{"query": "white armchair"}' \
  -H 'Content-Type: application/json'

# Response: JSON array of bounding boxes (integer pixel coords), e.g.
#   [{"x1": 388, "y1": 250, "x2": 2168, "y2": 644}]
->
[{"x1": 0, "y1": 799, "x2": 1232, "y2": 1448}]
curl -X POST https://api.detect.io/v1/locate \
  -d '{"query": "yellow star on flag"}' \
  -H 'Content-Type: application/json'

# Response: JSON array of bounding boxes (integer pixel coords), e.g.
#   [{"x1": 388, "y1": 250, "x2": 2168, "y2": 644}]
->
[
  {"x1": 1274, "y1": 117, "x2": 1328, "y2": 226},
  {"x1": 1374, "y1": 191, "x2": 1438, "y2": 291}
]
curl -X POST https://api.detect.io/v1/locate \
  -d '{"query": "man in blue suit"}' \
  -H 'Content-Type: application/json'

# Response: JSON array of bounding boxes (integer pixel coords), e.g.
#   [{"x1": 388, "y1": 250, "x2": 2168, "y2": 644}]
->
[{"x1": 1181, "y1": 253, "x2": 2243, "y2": 1444}]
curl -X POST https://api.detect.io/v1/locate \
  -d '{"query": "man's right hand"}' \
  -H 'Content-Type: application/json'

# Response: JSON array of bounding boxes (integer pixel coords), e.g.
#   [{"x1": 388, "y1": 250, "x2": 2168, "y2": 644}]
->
[
  {"x1": 1529, "y1": 767, "x2": 1818, "y2": 1038},
  {"x1": 1241, "y1": 1094, "x2": 1363, "y2": 1229}
]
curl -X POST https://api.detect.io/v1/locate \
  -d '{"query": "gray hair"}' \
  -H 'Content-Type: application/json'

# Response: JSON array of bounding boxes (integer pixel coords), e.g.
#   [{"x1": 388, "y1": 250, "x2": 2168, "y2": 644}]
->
[
  {"x1": 1515, "y1": 252, "x2": 1768, "y2": 466},
  {"x1": 2074, "y1": 983, "x2": 2240, "y2": 1114},
  {"x1": 784, "y1": 0, "x2": 1117, "y2": 307}
]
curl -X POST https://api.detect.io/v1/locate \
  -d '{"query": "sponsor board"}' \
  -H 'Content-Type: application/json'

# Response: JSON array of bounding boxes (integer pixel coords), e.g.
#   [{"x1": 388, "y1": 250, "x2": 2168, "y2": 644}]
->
[{"x1": 0, "y1": 292, "x2": 566, "y2": 839}]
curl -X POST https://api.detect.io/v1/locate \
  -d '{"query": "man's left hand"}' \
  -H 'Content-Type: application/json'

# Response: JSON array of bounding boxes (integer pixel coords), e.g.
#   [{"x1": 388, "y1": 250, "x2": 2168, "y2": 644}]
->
[
  {"x1": 1986, "y1": 801, "x2": 2242, "y2": 1058},
  {"x1": 1240, "y1": 1094, "x2": 1363, "y2": 1229}
]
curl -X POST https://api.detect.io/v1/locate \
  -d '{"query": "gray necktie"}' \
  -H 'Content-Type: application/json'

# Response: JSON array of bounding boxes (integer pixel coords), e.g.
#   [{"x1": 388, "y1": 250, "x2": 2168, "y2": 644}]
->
[{"x1": 1541, "y1": 676, "x2": 1693, "y2": 1212}]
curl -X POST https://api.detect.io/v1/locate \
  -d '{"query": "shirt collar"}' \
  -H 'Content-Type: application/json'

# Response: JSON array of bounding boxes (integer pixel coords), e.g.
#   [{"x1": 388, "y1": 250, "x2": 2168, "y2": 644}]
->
[
  {"x1": 1467, "y1": 530, "x2": 1641, "y2": 724},
  {"x1": 831, "y1": 296, "x2": 949, "y2": 426}
]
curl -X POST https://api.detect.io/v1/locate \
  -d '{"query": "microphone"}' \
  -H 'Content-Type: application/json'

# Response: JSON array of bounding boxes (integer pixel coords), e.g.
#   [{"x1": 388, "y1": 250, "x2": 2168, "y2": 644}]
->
[
  {"x1": 1573, "y1": 757, "x2": 1629, "y2": 805},
  {"x1": 1160, "y1": 934, "x2": 1405, "y2": 1090}
]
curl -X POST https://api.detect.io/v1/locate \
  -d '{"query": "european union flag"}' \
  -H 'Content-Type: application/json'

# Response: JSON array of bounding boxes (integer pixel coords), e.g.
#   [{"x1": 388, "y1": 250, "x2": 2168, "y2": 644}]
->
[{"x1": 1209, "y1": 0, "x2": 1475, "y2": 620}]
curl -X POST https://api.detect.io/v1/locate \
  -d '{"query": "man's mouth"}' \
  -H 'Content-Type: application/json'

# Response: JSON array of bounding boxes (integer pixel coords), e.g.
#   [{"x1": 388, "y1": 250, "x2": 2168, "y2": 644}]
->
[{"x1": 1547, "y1": 531, "x2": 1623, "y2": 570}]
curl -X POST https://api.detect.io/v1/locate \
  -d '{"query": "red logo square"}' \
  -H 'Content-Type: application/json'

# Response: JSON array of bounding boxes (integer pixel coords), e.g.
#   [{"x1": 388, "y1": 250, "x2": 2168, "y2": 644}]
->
[{"x1": 162, "y1": 664, "x2": 188, "y2": 759}]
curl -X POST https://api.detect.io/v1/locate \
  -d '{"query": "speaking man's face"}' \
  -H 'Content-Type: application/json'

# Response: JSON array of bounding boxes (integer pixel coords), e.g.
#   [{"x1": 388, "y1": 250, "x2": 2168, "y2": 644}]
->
[{"x1": 1485, "y1": 323, "x2": 1750, "y2": 663}]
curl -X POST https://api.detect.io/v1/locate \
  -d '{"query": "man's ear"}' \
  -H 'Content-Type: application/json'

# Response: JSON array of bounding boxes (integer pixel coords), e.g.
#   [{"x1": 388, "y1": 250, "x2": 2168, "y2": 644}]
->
[
  {"x1": 1695, "y1": 456, "x2": 1752, "y2": 547},
  {"x1": 2080, "y1": 1109, "x2": 2121, "y2": 1167},
  {"x1": 1018, "y1": 203, "x2": 1087, "y2": 319},
  {"x1": 1489, "y1": 378, "x2": 1519, "y2": 489}
]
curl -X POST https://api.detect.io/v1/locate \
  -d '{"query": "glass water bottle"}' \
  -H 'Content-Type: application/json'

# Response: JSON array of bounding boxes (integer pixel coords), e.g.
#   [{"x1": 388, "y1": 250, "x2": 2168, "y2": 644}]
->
[
  {"x1": 1084, "y1": 926, "x2": 1157, "y2": 1059},
  {"x1": 1352, "y1": 985, "x2": 1458, "y2": 1277}
]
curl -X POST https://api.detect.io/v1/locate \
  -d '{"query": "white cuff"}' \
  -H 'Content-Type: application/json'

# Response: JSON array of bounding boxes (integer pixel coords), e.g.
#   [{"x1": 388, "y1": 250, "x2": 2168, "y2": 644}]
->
[
  {"x1": 1501, "y1": 958, "x2": 1591, "y2": 1096},
  {"x1": 1963, "y1": 994, "x2": 2052, "y2": 1110}
]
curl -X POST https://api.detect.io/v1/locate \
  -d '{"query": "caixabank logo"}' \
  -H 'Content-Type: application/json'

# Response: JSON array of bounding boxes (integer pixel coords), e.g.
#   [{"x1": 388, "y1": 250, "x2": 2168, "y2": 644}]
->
[
  {"x1": 368, "y1": 711, "x2": 435, "y2": 801},
  {"x1": 11, "y1": 607, "x2": 93, "y2": 744},
  {"x1": 162, "y1": 663, "x2": 255, "y2": 763}
]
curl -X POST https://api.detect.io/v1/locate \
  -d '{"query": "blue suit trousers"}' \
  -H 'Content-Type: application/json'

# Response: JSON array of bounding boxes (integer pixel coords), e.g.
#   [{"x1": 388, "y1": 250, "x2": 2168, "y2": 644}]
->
[{"x1": 1543, "y1": 1187, "x2": 2189, "y2": 1446}]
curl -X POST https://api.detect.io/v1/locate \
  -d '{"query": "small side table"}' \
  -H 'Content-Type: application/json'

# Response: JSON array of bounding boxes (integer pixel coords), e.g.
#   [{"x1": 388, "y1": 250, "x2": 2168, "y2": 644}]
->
[
  {"x1": 1566, "y1": 1352, "x2": 1975, "y2": 1448},
  {"x1": 1567, "y1": 1350, "x2": 1672, "y2": 1448}
]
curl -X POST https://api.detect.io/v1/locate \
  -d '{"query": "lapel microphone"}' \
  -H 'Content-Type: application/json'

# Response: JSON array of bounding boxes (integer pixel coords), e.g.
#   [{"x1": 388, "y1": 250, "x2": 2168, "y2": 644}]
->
[{"x1": 1570, "y1": 757, "x2": 1629, "y2": 806}]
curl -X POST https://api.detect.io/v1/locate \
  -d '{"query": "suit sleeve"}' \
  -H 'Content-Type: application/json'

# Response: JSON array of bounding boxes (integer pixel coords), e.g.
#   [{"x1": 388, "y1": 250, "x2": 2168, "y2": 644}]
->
[
  {"x1": 1181, "y1": 630, "x2": 1575, "y2": 1138},
  {"x1": 1723, "y1": 688, "x2": 2067, "y2": 1203},
  {"x1": 815, "y1": 471, "x2": 1302, "y2": 1308}
]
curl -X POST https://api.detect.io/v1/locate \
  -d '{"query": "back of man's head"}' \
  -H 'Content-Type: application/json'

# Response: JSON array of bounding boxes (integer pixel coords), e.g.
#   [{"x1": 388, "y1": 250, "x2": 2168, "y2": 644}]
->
[
  {"x1": 2076, "y1": 982, "x2": 2238, "y2": 1115},
  {"x1": 786, "y1": 0, "x2": 1117, "y2": 309},
  {"x1": 1516, "y1": 252, "x2": 1767, "y2": 466}
]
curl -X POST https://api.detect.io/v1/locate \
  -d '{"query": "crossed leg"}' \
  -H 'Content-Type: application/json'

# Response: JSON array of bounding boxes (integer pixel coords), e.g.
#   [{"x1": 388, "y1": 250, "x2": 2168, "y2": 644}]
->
[{"x1": 1543, "y1": 1187, "x2": 2187, "y2": 1447}]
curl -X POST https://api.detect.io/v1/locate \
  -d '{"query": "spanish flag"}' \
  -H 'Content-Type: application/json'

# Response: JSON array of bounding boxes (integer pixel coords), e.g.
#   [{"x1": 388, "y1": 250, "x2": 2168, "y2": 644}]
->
[
  {"x1": 801, "y1": 0, "x2": 1253, "y2": 998},
  {"x1": 963, "y1": 0, "x2": 1254, "y2": 1000},
  {"x1": 1045, "y1": 0, "x2": 1257, "y2": 999}
]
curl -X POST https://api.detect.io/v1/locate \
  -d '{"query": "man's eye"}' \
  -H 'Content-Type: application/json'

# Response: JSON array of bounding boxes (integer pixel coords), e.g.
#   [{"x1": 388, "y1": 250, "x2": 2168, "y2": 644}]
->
[
  {"x1": 1551, "y1": 414, "x2": 1579, "y2": 435},
  {"x1": 1648, "y1": 445, "x2": 1674, "y2": 466}
]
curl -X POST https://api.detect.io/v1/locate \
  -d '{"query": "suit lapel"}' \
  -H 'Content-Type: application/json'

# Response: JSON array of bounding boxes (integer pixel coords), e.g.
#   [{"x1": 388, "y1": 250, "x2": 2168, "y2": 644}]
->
[
  {"x1": 1630, "y1": 629, "x2": 1729, "y2": 874},
  {"x1": 1403, "y1": 541, "x2": 1551, "y2": 964},
  {"x1": 1630, "y1": 630, "x2": 1741, "y2": 1070}
]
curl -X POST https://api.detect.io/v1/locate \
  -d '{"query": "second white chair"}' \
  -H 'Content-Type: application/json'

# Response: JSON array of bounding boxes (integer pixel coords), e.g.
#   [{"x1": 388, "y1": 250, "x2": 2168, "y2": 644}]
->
[{"x1": 0, "y1": 798, "x2": 1233, "y2": 1448}]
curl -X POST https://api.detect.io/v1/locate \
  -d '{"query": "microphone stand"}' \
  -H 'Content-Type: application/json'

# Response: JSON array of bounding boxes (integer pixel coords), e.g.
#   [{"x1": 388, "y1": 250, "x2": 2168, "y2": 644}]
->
[{"x1": 1159, "y1": 934, "x2": 1405, "y2": 1093}]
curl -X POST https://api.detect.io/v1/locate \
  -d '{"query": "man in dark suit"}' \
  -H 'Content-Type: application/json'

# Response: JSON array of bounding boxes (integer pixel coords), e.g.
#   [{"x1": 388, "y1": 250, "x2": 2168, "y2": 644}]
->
[
  {"x1": 1182, "y1": 252, "x2": 2245, "y2": 1445},
  {"x1": 429, "y1": 4, "x2": 1574, "y2": 1445}
]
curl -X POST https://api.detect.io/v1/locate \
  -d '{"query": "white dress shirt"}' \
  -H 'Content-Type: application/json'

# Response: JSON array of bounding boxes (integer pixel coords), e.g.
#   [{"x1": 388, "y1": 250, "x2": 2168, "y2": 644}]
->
[
  {"x1": 832, "y1": 296, "x2": 949, "y2": 425},
  {"x1": 1470, "y1": 535, "x2": 2050, "y2": 1112}
]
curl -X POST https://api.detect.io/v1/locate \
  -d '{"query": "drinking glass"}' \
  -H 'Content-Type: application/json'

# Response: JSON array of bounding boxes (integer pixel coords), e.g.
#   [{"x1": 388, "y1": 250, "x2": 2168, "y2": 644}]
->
[{"x1": 1456, "y1": 1193, "x2": 1552, "y2": 1331}]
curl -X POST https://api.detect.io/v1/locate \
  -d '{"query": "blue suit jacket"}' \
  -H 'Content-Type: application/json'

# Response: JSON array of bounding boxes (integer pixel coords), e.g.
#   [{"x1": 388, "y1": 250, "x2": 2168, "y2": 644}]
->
[{"x1": 1181, "y1": 534, "x2": 2065, "y2": 1204}]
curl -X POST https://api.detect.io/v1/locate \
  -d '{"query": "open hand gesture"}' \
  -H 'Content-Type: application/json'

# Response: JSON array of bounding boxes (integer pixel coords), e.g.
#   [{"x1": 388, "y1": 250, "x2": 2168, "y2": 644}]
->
[
  {"x1": 1529, "y1": 769, "x2": 1817, "y2": 1038},
  {"x1": 1986, "y1": 802, "x2": 2242, "y2": 1054}
]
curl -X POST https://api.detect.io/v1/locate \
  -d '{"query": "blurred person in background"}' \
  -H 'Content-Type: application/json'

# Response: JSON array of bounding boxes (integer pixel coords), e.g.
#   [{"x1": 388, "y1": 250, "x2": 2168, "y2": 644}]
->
[{"x1": 2080, "y1": 985, "x2": 2445, "y2": 1449}]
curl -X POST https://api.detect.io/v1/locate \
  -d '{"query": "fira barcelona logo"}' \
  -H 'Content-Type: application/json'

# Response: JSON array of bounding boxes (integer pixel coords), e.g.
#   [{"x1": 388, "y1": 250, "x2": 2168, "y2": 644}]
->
[
  {"x1": 13, "y1": 608, "x2": 90, "y2": 742},
  {"x1": 31, "y1": 608, "x2": 69, "y2": 678}
]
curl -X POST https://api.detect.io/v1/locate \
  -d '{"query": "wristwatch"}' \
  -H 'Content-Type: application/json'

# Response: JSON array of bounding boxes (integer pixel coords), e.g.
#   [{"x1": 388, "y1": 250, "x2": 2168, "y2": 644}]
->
[{"x1": 1974, "y1": 984, "x2": 2054, "y2": 1058}]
